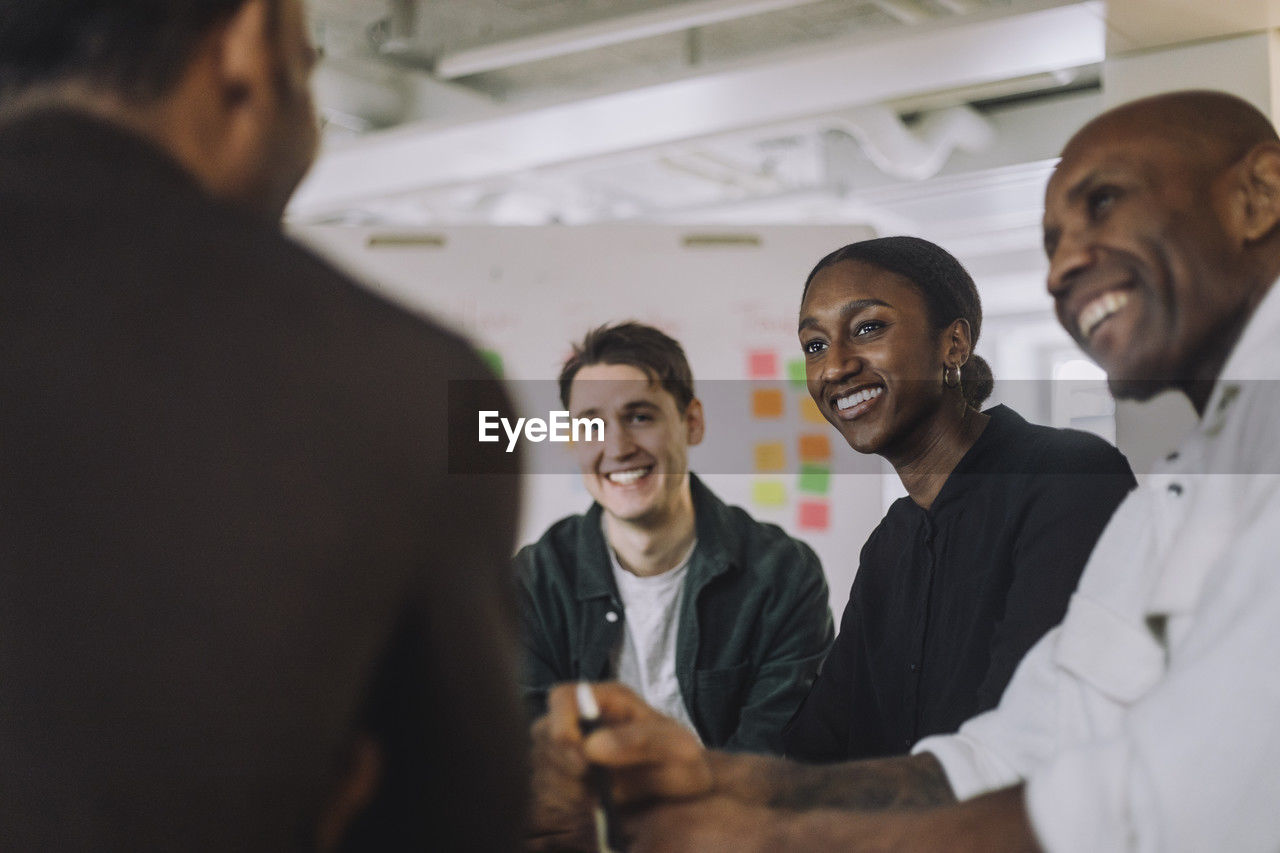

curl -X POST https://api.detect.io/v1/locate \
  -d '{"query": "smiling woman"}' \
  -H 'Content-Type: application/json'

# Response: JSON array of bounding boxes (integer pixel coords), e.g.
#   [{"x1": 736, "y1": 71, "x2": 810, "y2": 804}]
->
[{"x1": 782, "y1": 236, "x2": 1138, "y2": 762}]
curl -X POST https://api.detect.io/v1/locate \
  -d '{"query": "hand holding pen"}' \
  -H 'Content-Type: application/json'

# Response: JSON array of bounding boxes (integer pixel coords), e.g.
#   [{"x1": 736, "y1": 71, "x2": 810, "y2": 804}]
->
[
  {"x1": 577, "y1": 681, "x2": 624, "y2": 853},
  {"x1": 528, "y1": 682, "x2": 716, "y2": 851}
]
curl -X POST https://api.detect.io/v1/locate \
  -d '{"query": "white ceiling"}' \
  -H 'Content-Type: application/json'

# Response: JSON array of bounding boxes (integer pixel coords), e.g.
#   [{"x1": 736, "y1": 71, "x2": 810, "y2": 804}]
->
[
  {"x1": 292, "y1": 0, "x2": 1279, "y2": 267},
  {"x1": 295, "y1": 0, "x2": 1105, "y2": 233}
]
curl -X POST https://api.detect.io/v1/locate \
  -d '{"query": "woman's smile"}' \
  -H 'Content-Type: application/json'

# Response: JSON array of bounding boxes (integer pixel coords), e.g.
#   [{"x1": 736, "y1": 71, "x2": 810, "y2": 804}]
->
[{"x1": 832, "y1": 384, "x2": 885, "y2": 420}]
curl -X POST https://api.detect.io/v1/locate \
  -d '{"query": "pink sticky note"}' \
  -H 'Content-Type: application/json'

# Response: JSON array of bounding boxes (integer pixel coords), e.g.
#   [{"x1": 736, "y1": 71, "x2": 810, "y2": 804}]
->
[
  {"x1": 747, "y1": 350, "x2": 778, "y2": 379},
  {"x1": 797, "y1": 500, "x2": 830, "y2": 531}
]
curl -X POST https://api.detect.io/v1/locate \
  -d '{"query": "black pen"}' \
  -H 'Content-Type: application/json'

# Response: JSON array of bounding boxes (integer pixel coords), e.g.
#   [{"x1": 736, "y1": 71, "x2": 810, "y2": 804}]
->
[{"x1": 577, "y1": 681, "x2": 623, "y2": 853}]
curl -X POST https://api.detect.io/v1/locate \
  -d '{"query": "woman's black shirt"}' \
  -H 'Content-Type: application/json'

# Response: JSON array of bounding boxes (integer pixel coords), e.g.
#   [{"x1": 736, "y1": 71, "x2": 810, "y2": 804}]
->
[{"x1": 782, "y1": 405, "x2": 1135, "y2": 761}]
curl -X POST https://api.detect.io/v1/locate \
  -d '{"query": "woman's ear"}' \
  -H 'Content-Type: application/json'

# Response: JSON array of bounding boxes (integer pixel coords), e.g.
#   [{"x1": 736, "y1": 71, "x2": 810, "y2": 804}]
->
[{"x1": 942, "y1": 318, "x2": 974, "y2": 368}]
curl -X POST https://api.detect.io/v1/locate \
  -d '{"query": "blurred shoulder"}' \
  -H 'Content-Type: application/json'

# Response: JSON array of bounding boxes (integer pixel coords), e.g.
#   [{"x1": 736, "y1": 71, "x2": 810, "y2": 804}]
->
[
  {"x1": 514, "y1": 511, "x2": 595, "y2": 584},
  {"x1": 988, "y1": 405, "x2": 1133, "y2": 477}
]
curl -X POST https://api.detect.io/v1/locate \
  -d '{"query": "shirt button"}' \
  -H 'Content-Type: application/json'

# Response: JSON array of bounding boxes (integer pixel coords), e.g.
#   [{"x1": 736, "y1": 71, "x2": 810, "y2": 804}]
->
[
  {"x1": 1167, "y1": 483, "x2": 1184, "y2": 496},
  {"x1": 1166, "y1": 451, "x2": 1180, "y2": 462},
  {"x1": 908, "y1": 662, "x2": 919, "y2": 672},
  {"x1": 605, "y1": 611, "x2": 619, "y2": 623}
]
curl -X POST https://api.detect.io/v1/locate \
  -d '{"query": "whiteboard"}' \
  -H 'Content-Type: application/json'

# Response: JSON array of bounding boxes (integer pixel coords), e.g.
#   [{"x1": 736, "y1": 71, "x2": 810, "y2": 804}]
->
[{"x1": 296, "y1": 223, "x2": 905, "y2": 617}]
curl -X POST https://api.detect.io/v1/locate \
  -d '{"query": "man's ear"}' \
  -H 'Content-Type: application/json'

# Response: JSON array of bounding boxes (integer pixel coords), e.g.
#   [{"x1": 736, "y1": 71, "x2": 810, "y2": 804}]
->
[
  {"x1": 684, "y1": 399, "x2": 706, "y2": 447},
  {"x1": 213, "y1": 0, "x2": 275, "y2": 111},
  {"x1": 1235, "y1": 142, "x2": 1280, "y2": 244}
]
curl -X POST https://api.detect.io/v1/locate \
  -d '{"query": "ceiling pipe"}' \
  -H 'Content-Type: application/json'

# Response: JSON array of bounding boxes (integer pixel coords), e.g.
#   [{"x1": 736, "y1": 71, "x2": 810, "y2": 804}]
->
[
  {"x1": 292, "y1": 3, "x2": 1101, "y2": 218},
  {"x1": 432, "y1": 0, "x2": 837, "y2": 79},
  {"x1": 312, "y1": 62, "x2": 410, "y2": 130},
  {"x1": 828, "y1": 103, "x2": 994, "y2": 182},
  {"x1": 870, "y1": 0, "x2": 928, "y2": 25},
  {"x1": 376, "y1": 0, "x2": 418, "y2": 53}
]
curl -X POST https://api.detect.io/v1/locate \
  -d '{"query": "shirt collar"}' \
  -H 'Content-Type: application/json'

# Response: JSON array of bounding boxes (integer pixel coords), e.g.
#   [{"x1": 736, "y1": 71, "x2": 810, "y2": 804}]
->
[
  {"x1": 0, "y1": 107, "x2": 204, "y2": 198},
  {"x1": 574, "y1": 472, "x2": 735, "y2": 600},
  {"x1": 1198, "y1": 274, "x2": 1280, "y2": 437},
  {"x1": 1145, "y1": 275, "x2": 1280, "y2": 618}
]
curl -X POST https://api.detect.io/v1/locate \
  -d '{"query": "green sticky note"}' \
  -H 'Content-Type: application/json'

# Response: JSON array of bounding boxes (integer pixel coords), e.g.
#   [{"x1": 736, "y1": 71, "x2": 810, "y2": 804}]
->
[
  {"x1": 480, "y1": 349, "x2": 505, "y2": 378},
  {"x1": 798, "y1": 464, "x2": 831, "y2": 495},
  {"x1": 786, "y1": 358, "x2": 807, "y2": 389},
  {"x1": 751, "y1": 480, "x2": 787, "y2": 507}
]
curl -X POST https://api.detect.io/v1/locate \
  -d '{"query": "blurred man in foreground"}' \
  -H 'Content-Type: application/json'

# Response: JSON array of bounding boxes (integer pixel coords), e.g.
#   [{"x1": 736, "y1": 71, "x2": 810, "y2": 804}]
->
[
  {"x1": 0, "y1": 1, "x2": 524, "y2": 848},
  {"x1": 533, "y1": 90, "x2": 1280, "y2": 852}
]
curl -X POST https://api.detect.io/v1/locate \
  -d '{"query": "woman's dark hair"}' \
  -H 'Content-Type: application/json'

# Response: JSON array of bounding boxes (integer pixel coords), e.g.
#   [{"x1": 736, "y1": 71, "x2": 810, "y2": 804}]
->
[
  {"x1": 801, "y1": 235, "x2": 994, "y2": 409},
  {"x1": 558, "y1": 322, "x2": 695, "y2": 413},
  {"x1": 0, "y1": 1, "x2": 267, "y2": 105}
]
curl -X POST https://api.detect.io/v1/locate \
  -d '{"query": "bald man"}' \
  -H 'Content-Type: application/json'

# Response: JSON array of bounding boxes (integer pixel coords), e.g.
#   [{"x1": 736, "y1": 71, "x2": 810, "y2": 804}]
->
[{"x1": 529, "y1": 90, "x2": 1280, "y2": 853}]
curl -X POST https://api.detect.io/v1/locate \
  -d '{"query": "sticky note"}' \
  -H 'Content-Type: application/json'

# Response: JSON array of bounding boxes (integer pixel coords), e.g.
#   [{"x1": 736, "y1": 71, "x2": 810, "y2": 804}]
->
[
  {"x1": 751, "y1": 388, "x2": 785, "y2": 419},
  {"x1": 797, "y1": 433, "x2": 831, "y2": 462},
  {"x1": 754, "y1": 442, "x2": 786, "y2": 472},
  {"x1": 797, "y1": 464, "x2": 831, "y2": 495},
  {"x1": 797, "y1": 500, "x2": 830, "y2": 531},
  {"x1": 752, "y1": 480, "x2": 787, "y2": 507},
  {"x1": 480, "y1": 349, "x2": 505, "y2": 378},
  {"x1": 747, "y1": 350, "x2": 778, "y2": 379},
  {"x1": 786, "y1": 358, "x2": 807, "y2": 389},
  {"x1": 800, "y1": 396, "x2": 826, "y2": 424}
]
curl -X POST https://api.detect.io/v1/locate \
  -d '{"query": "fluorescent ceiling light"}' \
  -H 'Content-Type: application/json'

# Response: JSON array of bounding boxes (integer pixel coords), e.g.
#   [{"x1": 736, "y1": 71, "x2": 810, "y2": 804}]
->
[{"x1": 433, "y1": 0, "x2": 835, "y2": 79}]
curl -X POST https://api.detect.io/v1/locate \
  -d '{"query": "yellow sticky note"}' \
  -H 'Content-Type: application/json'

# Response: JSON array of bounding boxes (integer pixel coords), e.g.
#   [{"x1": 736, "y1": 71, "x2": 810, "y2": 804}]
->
[
  {"x1": 800, "y1": 396, "x2": 826, "y2": 424},
  {"x1": 752, "y1": 480, "x2": 787, "y2": 507},
  {"x1": 754, "y1": 442, "x2": 786, "y2": 472}
]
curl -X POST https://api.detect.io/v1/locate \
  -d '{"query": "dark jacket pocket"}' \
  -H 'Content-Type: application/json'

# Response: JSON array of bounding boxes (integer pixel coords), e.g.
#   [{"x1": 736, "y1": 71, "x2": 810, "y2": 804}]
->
[{"x1": 693, "y1": 662, "x2": 752, "y2": 746}]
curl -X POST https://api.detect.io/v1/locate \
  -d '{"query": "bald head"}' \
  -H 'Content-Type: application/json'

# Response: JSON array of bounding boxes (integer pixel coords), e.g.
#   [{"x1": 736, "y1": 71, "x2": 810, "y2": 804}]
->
[
  {"x1": 1043, "y1": 90, "x2": 1280, "y2": 412},
  {"x1": 1063, "y1": 90, "x2": 1279, "y2": 177}
]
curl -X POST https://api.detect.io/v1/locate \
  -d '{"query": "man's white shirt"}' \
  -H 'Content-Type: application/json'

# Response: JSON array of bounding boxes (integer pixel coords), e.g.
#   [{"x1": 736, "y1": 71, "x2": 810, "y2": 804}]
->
[
  {"x1": 609, "y1": 539, "x2": 702, "y2": 741},
  {"x1": 915, "y1": 279, "x2": 1280, "y2": 852}
]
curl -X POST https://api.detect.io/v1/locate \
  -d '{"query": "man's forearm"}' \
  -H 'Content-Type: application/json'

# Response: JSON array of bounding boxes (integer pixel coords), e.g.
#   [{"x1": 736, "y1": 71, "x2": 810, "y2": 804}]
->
[
  {"x1": 709, "y1": 751, "x2": 956, "y2": 811},
  {"x1": 775, "y1": 784, "x2": 1037, "y2": 853}
]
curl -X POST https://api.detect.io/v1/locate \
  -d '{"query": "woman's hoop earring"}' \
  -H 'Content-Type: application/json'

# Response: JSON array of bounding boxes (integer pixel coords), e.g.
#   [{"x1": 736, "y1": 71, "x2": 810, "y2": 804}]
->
[{"x1": 943, "y1": 364, "x2": 962, "y2": 388}]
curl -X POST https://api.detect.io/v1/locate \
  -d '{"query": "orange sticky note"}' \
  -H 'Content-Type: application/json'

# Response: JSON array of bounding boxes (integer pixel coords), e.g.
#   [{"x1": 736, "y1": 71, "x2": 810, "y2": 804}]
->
[
  {"x1": 754, "y1": 442, "x2": 786, "y2": 472},
  {"x1": 800, "y1": 396, "x2": 826, "y2": 424},
  {"x1": 751, "y1": 388, "x2": 785, "y2": 419},
  {"x1": 797, "y1": 433, "x2": 831, "y2": 462},
  {"x1": 797, "y1": 500, "x2": 830, "y2": 531}
]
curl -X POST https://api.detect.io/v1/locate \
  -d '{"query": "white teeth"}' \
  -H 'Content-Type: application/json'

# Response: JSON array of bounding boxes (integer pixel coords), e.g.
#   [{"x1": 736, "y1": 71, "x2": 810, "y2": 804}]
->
[
  {"x1": 606, "y1": 467, "x2": 650, "y2": 485},
  {"x1": 1078, "y1": 291, "x2": 1130, "y2": 339},
  {"x1": 836, "y1": 386, "x2": 883, "y2": 411}
]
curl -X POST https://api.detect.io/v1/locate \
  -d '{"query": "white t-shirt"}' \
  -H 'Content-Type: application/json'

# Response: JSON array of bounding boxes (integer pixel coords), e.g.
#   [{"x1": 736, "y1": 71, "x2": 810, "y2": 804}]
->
[{"x1": 609, "y1": 539, "x2": 701, "y2": 741}]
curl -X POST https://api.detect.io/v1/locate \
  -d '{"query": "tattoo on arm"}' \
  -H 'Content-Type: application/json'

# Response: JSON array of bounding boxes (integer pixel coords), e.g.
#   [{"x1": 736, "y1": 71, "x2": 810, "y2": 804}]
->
[{"x1": 765, "y1": 752, "x2": 956, "y2": 812}]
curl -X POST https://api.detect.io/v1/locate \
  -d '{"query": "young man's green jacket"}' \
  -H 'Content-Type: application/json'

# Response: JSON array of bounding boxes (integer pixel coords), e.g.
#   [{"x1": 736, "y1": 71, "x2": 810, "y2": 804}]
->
[{"x1": 516, "y1": 473, "x2": 834, "y2": 753}]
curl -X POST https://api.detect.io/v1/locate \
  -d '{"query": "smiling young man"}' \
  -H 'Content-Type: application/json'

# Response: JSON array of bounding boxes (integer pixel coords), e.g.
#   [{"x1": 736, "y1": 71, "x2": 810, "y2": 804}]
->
[
  {"x1": 528, "y1": 91, "x2": 1280, "y2": 853},
  {"x1": 516, "y1": 322, "x2": 833, "y2": 755},
  {"x1": 0, "y1": 2, "x2": 525, "y2": 849}
]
